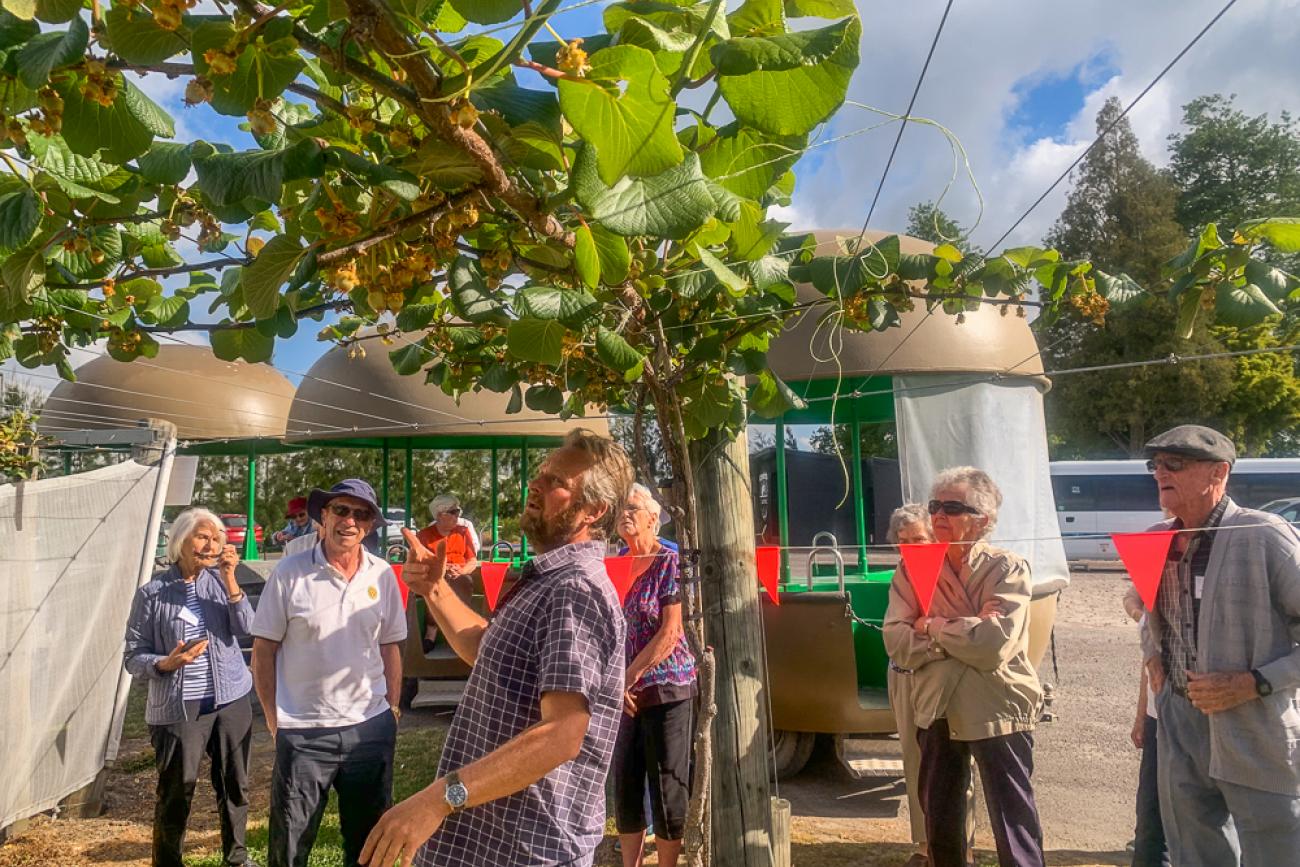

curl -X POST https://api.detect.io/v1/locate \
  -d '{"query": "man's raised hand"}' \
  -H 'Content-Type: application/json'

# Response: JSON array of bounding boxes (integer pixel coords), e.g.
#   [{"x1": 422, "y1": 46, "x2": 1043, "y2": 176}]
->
[{"x1": 401, "y1": 528, "x2": 447, "y2": 598}]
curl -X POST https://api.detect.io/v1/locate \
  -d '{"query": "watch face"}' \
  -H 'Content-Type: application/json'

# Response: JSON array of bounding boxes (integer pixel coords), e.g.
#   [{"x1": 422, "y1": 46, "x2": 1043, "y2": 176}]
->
[{"x1": 447, "y1": 781, "x2": 469, "y2": 809}]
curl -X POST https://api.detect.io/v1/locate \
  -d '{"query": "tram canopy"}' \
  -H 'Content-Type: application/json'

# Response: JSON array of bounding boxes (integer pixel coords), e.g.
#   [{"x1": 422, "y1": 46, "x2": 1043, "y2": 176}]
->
[
  {"x1": 765, "y1": 229, "x2": 1050, "y2": 425},
  {"x1": 40, "y1": 345, "x2": 295, "y2": 449},
  {"x1": 286, "y1": 331, "x2": 610, "y2": 448}
]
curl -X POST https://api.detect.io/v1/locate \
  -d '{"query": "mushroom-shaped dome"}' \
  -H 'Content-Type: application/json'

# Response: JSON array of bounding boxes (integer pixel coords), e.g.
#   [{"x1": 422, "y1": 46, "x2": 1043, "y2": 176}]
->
[
  {"x1": 40, "y1": 345, "x2": 294, "y2": 440},
  {"x1": 768, "y1": 229, "x2": 1048, "y2": 385},
  {"x1": 286, "y1": 334, "x2": 609, "y2": 445}
]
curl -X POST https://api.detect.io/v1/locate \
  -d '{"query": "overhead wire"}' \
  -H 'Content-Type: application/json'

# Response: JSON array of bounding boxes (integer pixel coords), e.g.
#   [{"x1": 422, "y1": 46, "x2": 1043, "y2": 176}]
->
[
  {"x1": 980, "y1": 0, "x2": 1241, "y2": 254},
  {"x1": 852, "y1": 0, "x2": 956, "y2": 247}
]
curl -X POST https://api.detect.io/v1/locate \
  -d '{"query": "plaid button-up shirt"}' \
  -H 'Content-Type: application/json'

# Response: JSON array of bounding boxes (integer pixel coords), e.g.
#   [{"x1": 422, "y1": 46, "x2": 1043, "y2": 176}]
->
[
  {"x1": 415, "y1": 541, "x2": 625, "y2": 867},
  {"x1": 1156, "y1": 497, "x2": 1227, "y2": 693}
]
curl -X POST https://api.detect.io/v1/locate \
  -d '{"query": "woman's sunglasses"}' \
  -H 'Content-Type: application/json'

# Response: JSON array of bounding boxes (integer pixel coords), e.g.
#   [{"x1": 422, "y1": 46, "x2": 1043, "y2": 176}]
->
[
  {"x1": 327, "y1": 503, "x2": 375, "y2": 522},
  {"x1": 929, "y1": 499, "x2": 980, "y2": 517}
]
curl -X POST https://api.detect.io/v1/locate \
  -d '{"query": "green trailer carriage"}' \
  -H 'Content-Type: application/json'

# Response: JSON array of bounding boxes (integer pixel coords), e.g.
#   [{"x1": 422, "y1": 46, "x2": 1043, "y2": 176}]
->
[
  {"x1": 756, "y1": 230, "x2": 1067, "y2": 778},
  {"x1": 283, "y1": 332, "x2": 612, "y2": 706}
]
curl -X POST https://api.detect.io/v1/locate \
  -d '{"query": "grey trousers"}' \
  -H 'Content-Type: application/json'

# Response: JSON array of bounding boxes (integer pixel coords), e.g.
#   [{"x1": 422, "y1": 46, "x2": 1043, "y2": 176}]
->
[
  {"x1": 1156, "y1": 685, "x2": 1300, "y2": 867},
  {"x1": 888, "y1": 666, "x2": 975, "y2": 851}
]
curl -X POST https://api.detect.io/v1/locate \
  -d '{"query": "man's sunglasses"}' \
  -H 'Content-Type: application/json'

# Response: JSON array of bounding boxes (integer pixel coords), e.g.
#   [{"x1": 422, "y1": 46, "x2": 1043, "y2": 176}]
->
[
  {"x1": 327, "y1": 503, "x2": 375, "y2": 522},
  {"x1": 929, "y1": 499, "x2": 980, "y2": 517},
  {"x1": 441, "y1": 507, "x2": 462, "y2": 516},
  {"x1": 1146, "y1": 457, "x2": 1201, "y2": 474},
  {"x1": 290, "y1": 511, "x2": 307, "y2": 519}
]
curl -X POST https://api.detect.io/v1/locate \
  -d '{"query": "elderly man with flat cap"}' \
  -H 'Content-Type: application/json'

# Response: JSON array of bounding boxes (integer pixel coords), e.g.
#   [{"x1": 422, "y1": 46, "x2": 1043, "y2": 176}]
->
[
  {"x1": 251, "y1": 479, "x2": 408, "y2": 867},
  {"x1": 1132, "y1": 424, "x2": 1300, "y2": 866}
]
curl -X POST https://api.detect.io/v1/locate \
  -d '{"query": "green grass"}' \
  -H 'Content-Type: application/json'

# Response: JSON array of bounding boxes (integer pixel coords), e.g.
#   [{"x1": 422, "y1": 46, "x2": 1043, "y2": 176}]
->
[{"x1": 184, "y1": 726, "x2": 446, "y2": 867}]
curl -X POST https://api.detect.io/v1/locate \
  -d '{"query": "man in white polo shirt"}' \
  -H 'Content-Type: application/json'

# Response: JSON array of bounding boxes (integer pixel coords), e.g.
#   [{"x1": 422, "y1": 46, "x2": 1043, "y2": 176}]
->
[{"x1": 251, "y1": 478, "x2": 407, "y2": 867}]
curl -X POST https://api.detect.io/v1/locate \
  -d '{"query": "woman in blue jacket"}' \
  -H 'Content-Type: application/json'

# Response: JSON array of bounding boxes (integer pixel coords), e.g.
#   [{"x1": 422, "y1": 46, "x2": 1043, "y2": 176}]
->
[{"x1": 124, "y1": 508, "x2": 256, "y2": 867}]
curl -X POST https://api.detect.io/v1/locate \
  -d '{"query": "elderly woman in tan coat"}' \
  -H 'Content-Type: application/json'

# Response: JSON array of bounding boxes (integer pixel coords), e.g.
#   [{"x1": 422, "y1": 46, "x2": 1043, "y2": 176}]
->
[{"x1": 883, "y1": 467, "x2": 1045, "y2": 867}]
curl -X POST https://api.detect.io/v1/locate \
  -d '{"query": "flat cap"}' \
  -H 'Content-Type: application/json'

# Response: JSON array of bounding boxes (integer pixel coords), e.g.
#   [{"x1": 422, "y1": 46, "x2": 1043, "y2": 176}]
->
[{"x1": 1144, "y1": 424, "x2": 1237, "y2": 465}]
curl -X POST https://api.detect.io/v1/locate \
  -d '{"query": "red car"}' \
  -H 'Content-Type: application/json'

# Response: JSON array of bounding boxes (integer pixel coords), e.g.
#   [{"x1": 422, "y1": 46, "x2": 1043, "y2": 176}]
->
[{"x1": 221, "y1": 514, "x2": 264, "y2": 548}]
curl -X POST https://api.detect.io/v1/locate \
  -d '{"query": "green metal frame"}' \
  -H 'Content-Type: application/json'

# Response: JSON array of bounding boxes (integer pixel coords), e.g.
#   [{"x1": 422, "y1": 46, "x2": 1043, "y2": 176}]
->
[
  {"x1": 490, "y1": 447, "x2": 499, "y2": 548},
  {"x1": 761, "y1": 374, "x2": 895, "y2": 583},
  {"x1": 243, "y1": 452, "x2": 257, "y2": 561}
]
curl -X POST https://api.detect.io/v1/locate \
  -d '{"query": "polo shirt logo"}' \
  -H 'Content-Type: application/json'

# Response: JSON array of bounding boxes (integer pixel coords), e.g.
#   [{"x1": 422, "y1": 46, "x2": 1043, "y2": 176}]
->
[{"x1": 368, "y1": 585, "x2": 378, "y2": 600}]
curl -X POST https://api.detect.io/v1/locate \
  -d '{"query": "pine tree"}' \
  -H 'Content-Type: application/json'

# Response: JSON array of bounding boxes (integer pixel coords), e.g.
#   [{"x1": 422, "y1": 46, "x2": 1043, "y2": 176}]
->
[{"x1": 1040, "y1": 97, "x2": 1230, "y2": 457}]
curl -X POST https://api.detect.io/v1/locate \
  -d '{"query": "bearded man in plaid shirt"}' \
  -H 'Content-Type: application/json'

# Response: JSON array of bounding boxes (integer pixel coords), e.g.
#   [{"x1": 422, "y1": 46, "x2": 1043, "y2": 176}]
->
[{"x1": 361, "y1": 429, "x2": 635, "y2": 867}]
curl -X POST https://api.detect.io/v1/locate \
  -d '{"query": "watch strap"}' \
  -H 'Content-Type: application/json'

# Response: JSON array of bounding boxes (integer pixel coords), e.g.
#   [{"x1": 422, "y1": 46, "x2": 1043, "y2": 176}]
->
[{"x1": 1250, "y1": 669, "x2": 1273, "y2": 697}]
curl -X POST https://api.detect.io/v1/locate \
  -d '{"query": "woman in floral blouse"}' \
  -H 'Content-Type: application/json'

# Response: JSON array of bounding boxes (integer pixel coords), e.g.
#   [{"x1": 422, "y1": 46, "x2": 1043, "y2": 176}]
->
[{"x1": 611, "y1": 483, "x2": 697, "y2": 867}]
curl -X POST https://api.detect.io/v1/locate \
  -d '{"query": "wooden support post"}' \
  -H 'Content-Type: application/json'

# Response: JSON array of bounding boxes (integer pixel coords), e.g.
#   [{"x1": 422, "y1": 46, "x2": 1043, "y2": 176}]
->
[
  {"x1": 690, "y1": 425, "x2": 774, "y2": 866},
  {"x1": 771, "y1": 798, "x2": 792, "y2": 867}
]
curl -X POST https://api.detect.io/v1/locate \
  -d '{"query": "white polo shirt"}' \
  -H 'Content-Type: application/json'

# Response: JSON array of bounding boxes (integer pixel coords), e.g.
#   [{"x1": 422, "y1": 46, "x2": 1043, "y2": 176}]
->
[{"x1": 252, "y1": 543, "x2": 407, "y2": 728}]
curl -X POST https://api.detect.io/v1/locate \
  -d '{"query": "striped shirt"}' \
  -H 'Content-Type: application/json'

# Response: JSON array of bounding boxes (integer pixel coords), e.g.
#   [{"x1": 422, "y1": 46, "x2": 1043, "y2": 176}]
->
[{"x1": 182, "y1": 580, "x2": 215, "y2": 700}]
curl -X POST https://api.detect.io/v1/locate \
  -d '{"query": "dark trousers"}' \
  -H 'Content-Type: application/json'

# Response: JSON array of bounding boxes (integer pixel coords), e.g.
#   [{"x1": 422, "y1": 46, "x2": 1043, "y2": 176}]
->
[
  {"x1": 149, "y1": 693, "x2": 253, "y2": 867},
  {"x1": 1133, "y1": 714, "x2": 1170, "y2": 867},
  {"x1": 918, "y1": 719, "x2": 1045, "y2": 867},
  {"x1": 611, "y1": 699, "x2": 693, "y2": 840},
  {"x1": 268, "y1": 711, "x2": 398, "y2": 867}
]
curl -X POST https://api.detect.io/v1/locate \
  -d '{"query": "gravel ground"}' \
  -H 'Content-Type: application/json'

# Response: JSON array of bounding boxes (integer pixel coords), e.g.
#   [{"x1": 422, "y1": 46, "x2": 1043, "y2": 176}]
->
[{"x1": 0, "y1": 570, "x2": 1143, "y2": 867}]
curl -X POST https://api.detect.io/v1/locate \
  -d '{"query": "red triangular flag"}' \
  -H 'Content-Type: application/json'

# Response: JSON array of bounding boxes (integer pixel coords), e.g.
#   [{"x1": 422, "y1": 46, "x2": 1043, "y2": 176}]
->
[
  {"x1": 480, "y1": 562, "x2": 509, "y2": 611},
  {"x1": 899, "y1": 542, "x2": 950, "y2": 615},
  {"x1": 755, "y1": 546, "x2": 780, "y2": 606},
  {"x1": 390, "y1": 563, "x2": 410, "y2": 609},
  {"x1": 1112, "y1": 531, "x2": 1176, "y2": 612},
  {"x1": 604, "y1": 556, "x2": 637, "y2": 604}
]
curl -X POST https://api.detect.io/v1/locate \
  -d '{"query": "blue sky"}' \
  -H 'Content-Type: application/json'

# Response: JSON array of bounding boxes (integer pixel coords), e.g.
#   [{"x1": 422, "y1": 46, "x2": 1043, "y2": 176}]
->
[{"x1": 7, "y1": 0, "x2": 1300, "y2": 405}]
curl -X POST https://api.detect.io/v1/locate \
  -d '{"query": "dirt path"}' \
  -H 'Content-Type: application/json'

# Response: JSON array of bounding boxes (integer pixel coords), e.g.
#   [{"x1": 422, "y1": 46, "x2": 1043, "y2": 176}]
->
[{"x1": 1, "y1": 571, "x2": 1142, "y2": 866}]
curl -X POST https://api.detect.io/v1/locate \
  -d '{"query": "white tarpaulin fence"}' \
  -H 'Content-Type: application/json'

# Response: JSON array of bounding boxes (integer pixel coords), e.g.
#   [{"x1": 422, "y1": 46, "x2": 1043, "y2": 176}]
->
[
  {"x1": 894, "y1": 373, "x2": 1070, "y2": 594},
  {"x1": 0, "y1": 456, "x2": 172, "y2": 830}
]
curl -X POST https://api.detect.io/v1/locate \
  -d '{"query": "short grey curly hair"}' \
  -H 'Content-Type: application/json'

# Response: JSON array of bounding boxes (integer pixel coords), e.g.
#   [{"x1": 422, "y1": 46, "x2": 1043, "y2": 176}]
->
[
  {"x1": 887, "y1": 503, "x2": 931, "y2": 544},
  {"x1": 167, "y1": 508, "x2": 226, "y2": 562},
  {"x1": 930, "y1": 466, "x2": 1002, "y2": 537},
  {"x1": 627, "y1": 482, "x2": 662, "y2": 519},
  {"x1": 429, "y1": 494, "x2": 461, "y2": 520}
]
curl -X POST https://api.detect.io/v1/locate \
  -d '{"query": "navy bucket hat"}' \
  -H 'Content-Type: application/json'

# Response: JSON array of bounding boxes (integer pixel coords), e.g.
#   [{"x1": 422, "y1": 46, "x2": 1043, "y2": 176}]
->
[{"x1": 307, "y1": 478, "x2": 388, "y2": 526}]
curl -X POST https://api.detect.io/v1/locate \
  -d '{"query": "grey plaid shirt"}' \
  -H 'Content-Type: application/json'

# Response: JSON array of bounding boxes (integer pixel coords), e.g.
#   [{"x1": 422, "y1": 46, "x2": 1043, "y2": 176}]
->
[
  {"x1": 1156, "y1": 497, "x2": 1227, "y2": 693},
  {"x1": 415, "y1": 541, "x2": 625, "y2": 867}
]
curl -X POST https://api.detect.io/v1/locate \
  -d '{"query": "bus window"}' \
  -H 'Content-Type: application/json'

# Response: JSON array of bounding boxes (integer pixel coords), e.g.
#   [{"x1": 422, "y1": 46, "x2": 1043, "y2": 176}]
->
[
  {"x1": 1229, "y1": 475, "x2": 1300, "y2": 509},
  {"x1": 1051, "y1": 476, "x2": 1096, "y2": 511}
]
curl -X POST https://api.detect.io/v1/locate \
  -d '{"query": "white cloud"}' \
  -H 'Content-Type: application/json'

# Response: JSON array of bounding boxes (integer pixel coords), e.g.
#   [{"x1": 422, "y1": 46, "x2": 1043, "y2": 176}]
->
[{"x1": 787, "y1": 0, "x2": 1300, "y2": 249}]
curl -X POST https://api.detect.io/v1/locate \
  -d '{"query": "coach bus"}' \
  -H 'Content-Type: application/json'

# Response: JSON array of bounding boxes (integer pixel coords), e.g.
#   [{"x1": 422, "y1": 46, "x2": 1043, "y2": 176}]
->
[{"x1": 1050, "y1": 458, "x2": 1300, "y2": 560}]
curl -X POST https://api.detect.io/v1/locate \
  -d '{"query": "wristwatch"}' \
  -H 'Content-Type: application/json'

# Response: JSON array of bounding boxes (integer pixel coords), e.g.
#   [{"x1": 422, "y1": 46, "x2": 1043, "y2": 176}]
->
[
  {"x1": 1250, "y1": 669, "x2": 1273, "y2": 697},
  {"x1": 443, "y1": 771, "x2": 469, "y2": 814}
]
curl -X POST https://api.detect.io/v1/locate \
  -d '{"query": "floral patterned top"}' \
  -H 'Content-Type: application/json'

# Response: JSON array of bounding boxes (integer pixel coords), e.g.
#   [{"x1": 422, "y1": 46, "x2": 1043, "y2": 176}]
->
[{"x1": 621, "y1": 544, "x2": 697, "y2": 706}]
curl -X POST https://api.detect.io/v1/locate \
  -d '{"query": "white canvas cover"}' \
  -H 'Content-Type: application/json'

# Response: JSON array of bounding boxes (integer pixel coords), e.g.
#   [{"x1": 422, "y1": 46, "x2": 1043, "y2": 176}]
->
[
  {"x1": 0, "y1": 457, "x2": 171, "y2": 829},
  {"x1": 893, "y1": 374, "x2": 1070, "y2": 594}
]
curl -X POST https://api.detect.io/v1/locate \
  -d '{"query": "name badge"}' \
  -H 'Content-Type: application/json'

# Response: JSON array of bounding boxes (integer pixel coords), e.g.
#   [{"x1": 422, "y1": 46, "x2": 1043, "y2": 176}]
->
[
  {"x1": 178, "y1": 606, "x2": 199, "y2": 626},
  {"x1": 1194, "y1": 574, "x2": 1205, "y2": 600}
]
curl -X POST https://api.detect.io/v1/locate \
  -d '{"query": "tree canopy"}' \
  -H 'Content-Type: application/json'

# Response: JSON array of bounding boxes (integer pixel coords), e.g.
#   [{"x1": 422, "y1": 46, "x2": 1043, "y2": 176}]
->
[
  {"x1": 0, "y1": 0, "x2": 1236, "y2": 459},
  {"x1": 1041, "y1": 96, "x2": 1300, "y2": 457}
]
